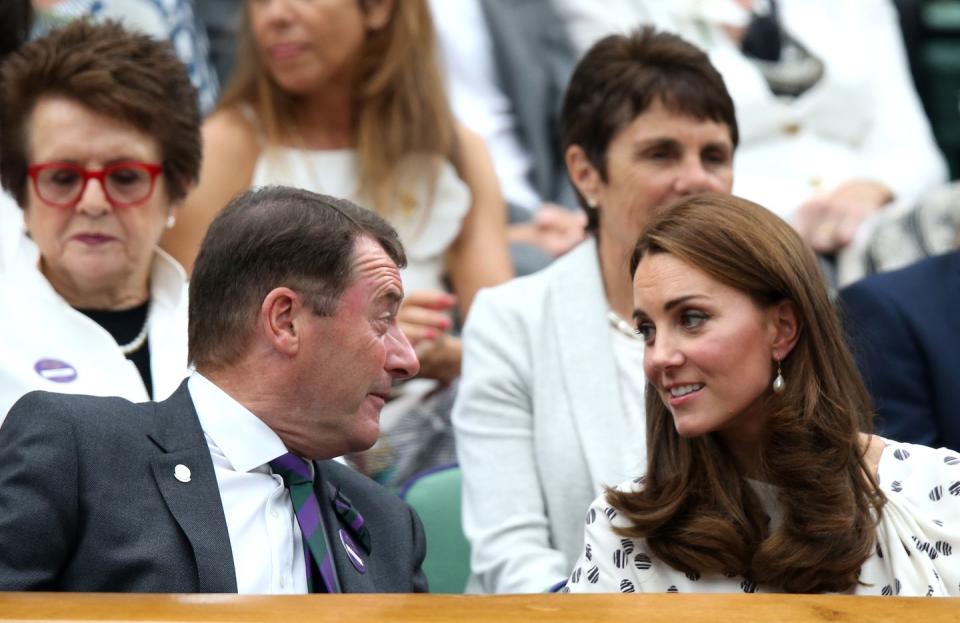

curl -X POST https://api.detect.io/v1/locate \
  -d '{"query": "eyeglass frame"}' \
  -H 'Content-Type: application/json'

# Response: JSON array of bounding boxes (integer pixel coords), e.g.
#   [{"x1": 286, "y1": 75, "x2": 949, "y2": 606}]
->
[{"x1": 25, "y1": 161, "x2": 165, "y2": 209}]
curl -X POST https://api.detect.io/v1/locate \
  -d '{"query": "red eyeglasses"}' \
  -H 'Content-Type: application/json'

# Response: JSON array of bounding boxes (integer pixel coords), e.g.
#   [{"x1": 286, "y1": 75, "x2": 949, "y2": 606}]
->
[{"x1": 26, "y1": 161, "x2": 164, "y2": 209}]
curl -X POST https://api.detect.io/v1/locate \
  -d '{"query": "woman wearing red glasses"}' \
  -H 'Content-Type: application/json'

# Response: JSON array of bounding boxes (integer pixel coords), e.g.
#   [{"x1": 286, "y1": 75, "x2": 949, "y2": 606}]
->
[{"x1": 0, "y1": 20, "x2": 201, "y2": 421}]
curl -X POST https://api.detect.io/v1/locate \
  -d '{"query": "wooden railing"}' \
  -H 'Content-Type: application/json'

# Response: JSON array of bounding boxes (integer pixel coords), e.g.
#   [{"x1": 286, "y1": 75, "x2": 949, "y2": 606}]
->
[{"x1": 1, "y1": 593, "x2": 958, "y2": 622}]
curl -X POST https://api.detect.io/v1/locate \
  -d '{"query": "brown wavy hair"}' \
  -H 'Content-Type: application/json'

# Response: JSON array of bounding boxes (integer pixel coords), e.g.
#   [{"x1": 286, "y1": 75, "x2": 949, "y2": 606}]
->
[
  {"x1": 219, "y1": 0, "x2": 457, "y2": 214},
  {"x1": 611, "y1": 193, "x2": 885, "y2": 593}
]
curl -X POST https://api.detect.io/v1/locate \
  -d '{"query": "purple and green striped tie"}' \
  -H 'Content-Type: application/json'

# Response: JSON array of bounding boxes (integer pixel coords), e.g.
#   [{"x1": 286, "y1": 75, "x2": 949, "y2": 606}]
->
[{"x1": 270, "y1": 452, "x2": 339, "y2": 593}]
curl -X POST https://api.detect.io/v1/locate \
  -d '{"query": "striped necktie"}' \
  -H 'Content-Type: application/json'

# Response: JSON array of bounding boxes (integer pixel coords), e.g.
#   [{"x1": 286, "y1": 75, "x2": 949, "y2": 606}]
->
[{"x1": 270, "y1": 452, "x2": 339, "y2": 593}]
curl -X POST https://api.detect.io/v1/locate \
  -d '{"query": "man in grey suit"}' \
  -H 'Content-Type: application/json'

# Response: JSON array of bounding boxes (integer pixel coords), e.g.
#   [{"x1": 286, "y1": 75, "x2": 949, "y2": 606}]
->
[{"x1": 0, "y1": 186, "x2": 426, "y2": 593}]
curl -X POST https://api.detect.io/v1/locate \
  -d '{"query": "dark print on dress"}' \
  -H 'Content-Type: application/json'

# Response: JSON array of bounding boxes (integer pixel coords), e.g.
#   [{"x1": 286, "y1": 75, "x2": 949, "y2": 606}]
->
[
  {"x1": 891, "y1": 480, "x2": 903, "y2": 493},
  {"x1": 893, "y1": 448, "x2": 910, "y2": 461},
  {"x1": 634, "y1": 553, "x2": 652, "y2": 570},
  {"x1": 585, "y1": 508, "x2": 597, "y2": 525},
  {"x1": 570, "y1": 567, "x2": 582, "y2": 584},
  {"x1": 930, "y1": 485, "x2": 944, "y2": 501},
  {"x1": 934, "y1": 519, "x2": 944, "y2": 527},
  {"x1": 896, "y1": 579, "x2": 901, "y2": 595},
  {"x1": 949, "y1": 481, "x2": 960, "y2": 496},
  {"x1": 944, "y1": 455, "x2": 960, "y2": 466},
  {"x1": 936, "y1": 541, "x2": 953, "y2": 556},
  {"x1": 926, "y1": 585, "x2": 935, "y2": 597},
  {"x1": 620, "y1": 579, "x2": 636, "y2": 593},
  {"x1": 876, "y1": 543, "x2": 884, "y2": 559},
  {"x1": 666, "y1": 585, "x2": 679, "y2": 593},
  {"x1": 881, "y1": 584, "x2": 894, "y2": 596},
  {"x1": 620, "y1": 539, "x2": 634, "y2": 555},
  {"x1": 740, "y1": 580, "x2": 758, "y2": 593},
  {"x1": 613, "y1": 549, "x2": 629, "y2": 569},
  {"x1": 603, "y1": 507, "x2": 618, "y2": 521},
  {"x1": 586, "y1": 566, "x2": 600, "y2": 584},
  {"x1": 585, "y1": 543, "x2": 592, "y2": 561},
  {"x1": 912, "y1": 536, "x2": 938, "y2": 560}
]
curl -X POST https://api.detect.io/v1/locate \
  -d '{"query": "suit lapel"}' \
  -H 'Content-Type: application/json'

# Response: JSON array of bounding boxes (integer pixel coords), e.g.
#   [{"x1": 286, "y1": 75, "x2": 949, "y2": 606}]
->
[
  {"x1": 148, "y1": 381, "x2": 237, "y2": 593},
  {"x1": 550, "y1": 240, "x2": 630, "y2": 490},
  {"x1": 313, "y1": 462, "x2": 376, "y2": 593}
]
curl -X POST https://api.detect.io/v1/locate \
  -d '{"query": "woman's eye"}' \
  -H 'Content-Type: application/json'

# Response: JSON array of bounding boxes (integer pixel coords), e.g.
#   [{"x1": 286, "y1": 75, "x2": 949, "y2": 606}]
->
[
  {"x1": 49, "y1": 170, "x2": 80, "y2": 186},
  {"x1": 635, "y1": 323, "x2": 655, "y2": 342},
  {"x1": 680, "y1": 310, "x2": 708, "y2": 329}
]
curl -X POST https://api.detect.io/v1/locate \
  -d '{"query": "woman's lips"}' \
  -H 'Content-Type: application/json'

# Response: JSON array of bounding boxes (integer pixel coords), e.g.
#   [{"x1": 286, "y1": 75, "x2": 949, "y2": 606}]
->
[
  {"x1": 269, "y1": 43, "x2": 307, "y2": 62},
  {"x1": 70, "y1": 233, "x2": 116, "y2": 245}
]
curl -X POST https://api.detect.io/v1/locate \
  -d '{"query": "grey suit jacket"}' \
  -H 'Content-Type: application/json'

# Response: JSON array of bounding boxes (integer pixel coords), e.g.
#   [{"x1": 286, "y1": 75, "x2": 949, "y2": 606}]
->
[{"x1": 0, "y1": 383, "x2": 428, "y2": 592}]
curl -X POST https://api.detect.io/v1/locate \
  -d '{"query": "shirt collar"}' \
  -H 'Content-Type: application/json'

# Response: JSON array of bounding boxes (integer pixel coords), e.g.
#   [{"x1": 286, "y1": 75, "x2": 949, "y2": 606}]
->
[{"x1": 188, "y1": 371, "x2": 289, "y2": 473}]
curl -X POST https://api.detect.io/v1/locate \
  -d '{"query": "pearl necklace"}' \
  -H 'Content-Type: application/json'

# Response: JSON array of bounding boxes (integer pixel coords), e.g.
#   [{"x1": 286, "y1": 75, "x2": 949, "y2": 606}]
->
[
  {"x1": 607, "y1": 310, "x2": 642, "y2": 341},
  {"x1": 118, "y1": 305, "x2": 151, "y2": 356}
]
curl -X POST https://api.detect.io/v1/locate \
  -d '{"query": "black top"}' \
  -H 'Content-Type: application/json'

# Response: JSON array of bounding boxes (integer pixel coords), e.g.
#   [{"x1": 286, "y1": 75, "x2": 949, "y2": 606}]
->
[{"x1": 75, "y1": 302, "x2": 153, "y2": 399}]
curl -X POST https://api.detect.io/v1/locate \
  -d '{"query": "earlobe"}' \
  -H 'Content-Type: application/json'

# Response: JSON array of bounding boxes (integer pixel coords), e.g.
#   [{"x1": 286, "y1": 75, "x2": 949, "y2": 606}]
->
[
  {"x1": 363, "y1": 0, "x2": 394, "y2": 30},
  {"x1": 565, "y1": 144, "x2": 602, "y2": 207}
]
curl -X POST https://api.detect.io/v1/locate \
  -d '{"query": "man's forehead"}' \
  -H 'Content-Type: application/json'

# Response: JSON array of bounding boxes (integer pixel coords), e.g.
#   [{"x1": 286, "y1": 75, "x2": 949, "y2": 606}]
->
[{"x1": 349, "y1": 237, "x2": 404, "y2": 294}]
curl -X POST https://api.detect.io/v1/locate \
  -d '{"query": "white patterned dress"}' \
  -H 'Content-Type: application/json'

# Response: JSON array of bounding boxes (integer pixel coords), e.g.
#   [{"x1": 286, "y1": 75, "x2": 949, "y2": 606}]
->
[{"x1": 566, "y1": 439, "x2": 960, "y2": 596}]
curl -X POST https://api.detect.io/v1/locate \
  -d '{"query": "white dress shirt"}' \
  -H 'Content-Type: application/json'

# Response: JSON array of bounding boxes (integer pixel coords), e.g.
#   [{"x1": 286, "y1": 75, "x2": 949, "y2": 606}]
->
[{"x1": 188, "y1": 372, "x2": 308, "y2": 594}]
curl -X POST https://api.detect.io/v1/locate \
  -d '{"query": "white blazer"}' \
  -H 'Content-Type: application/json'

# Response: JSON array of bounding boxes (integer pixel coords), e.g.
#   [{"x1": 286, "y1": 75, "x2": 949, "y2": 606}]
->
[
  {"x1": 453, "y1": 238, "x2": 646, "y2": 594},
  {"x1": 0, "y1": 236, "x2": 190, "y2": 422}
]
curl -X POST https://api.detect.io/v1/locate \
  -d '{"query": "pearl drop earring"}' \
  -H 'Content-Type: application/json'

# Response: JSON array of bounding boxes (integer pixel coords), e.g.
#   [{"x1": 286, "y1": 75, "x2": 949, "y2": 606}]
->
[{"x1": 772, "y1": 357, "x2": 785, "y2": 393}]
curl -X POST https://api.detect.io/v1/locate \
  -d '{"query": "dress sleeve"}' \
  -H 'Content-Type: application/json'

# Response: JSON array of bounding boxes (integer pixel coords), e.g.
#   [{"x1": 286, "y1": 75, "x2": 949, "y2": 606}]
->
[
  {"x1": 452, "y1": 287, "x2": 568, "y2": 593},
  {"x1": 873, "y1": 442, "x2": 960, "y2": 596}
]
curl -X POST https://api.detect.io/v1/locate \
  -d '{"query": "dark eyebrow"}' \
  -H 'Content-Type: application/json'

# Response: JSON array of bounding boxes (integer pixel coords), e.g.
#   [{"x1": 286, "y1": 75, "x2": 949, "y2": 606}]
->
[{"x1": 633, "y1": 294, "x2": 707, "y2": 321}]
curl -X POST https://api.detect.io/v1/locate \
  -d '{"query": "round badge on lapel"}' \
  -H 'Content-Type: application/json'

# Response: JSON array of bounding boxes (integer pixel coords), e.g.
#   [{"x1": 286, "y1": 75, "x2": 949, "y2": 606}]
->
[
  {"x1": 339, "y1": 529, "x2": 365, "y2": 574},
  {"x1": 174, "y1": 464, "x2": 191, "y2": 483}
]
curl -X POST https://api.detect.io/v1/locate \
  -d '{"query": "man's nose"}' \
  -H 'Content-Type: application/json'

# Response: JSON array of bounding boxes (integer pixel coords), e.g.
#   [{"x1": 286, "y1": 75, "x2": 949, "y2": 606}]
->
[{"x1": 386, "y1": 326, "x2": 420, "y2": 380}]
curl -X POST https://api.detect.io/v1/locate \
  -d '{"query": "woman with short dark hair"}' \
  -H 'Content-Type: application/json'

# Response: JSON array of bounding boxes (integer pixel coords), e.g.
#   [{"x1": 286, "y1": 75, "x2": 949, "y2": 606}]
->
[{"x1": 0, "y1": 20, "x2": 200, "y2": 419}]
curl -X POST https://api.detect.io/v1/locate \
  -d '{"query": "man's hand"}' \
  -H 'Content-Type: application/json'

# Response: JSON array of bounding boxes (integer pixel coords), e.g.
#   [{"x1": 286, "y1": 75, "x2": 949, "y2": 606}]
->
[{"x1": 792, "y1": 179, "x2": 893, "y2": 253}]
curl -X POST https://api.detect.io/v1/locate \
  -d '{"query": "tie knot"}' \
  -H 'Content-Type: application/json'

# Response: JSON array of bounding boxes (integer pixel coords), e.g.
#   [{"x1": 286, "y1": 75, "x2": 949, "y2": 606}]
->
[{"x1": 270, "y1": 452, "x2": 313, "y2": 487}]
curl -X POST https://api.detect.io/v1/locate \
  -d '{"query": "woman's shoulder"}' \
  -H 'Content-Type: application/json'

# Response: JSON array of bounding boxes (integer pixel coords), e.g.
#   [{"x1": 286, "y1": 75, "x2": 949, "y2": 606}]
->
[
  {"x1": 876, "y1": 437, "x2": 960, "y2": 514},
  {"x1": 203, "y1": 106, "x2": 262, "y2": 155}
]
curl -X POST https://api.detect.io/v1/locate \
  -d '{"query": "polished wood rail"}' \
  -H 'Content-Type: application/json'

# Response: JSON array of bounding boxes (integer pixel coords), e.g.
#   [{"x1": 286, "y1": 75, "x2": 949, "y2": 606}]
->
[{"x1": 0, "y1": 593, "x2": 958, "y2": 623}]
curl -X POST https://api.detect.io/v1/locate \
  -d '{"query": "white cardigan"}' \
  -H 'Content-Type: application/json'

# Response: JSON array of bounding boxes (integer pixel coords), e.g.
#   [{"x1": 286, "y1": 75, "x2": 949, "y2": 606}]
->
[{"x1": 453, "y1": 238, "x2": 647, "y2": 594}]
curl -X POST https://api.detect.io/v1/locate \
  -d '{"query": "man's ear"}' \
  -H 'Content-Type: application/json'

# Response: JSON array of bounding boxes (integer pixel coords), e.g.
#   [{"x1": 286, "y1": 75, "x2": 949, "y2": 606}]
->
[
  {"x1": 770, "y1": 299, "x2": 801, "y2": 360},
  {"x1": 564, "y1": 144, "x2": 603, "y2": 209},
  {"x1": 260, "y1": 287, "x2": 306, "y2": 356}
]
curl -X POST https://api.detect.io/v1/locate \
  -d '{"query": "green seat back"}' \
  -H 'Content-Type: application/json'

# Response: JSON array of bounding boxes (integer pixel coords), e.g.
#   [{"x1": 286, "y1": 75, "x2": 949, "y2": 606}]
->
[{"x1": 401, "y1": 465, "x2": 470, "y2": 594}]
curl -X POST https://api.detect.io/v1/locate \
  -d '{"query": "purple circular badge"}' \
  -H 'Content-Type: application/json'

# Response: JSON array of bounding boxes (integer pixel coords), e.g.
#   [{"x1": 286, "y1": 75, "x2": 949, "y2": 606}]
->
[
  {"x1": 33, "y1": 359, "x2": 78, "y2": 383},
  {"x1": 339, "y1": 529, "x2": 366, "y2": 574}
]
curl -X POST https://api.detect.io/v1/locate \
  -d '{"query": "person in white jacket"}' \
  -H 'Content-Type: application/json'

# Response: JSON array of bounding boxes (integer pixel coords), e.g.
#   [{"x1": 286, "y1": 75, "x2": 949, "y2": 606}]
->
[
  {"x1": 0, "y1": 20, "x2": 199, "y2": 420},
  {"x1": 452, "y1": 27, "x2": 738, "y2": 594}
]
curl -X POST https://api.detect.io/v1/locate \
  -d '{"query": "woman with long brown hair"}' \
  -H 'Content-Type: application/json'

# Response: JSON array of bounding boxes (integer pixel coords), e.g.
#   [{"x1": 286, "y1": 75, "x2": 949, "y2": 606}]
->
[
  {"x1": 565, "y1": 193, "x2": 959, "y2": 595},
  {"x1": 161, "y1": 0, "x2": 512, "y2": 480}
]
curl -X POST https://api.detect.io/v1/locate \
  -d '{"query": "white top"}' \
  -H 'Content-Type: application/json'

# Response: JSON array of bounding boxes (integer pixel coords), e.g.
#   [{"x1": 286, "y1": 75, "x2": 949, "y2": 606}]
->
[
  {"x1": 567, "y1": 439, "x2": 960, "y2": 595},
  {"x1": 554, "y1": 0, "x2": 948, "y2": 221},
  {"x1": 251, "y1": 146, "x2": 470, "y2": 294},
  {"x1": 0, "y1": 235, "x2": 189, "y2": 422},
  {"x1": 428, "y1": 0, "x2": 541, "y2": 212},
  {"x1": 188, "y1": 372, "x2": 307, "y2": 594}
]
